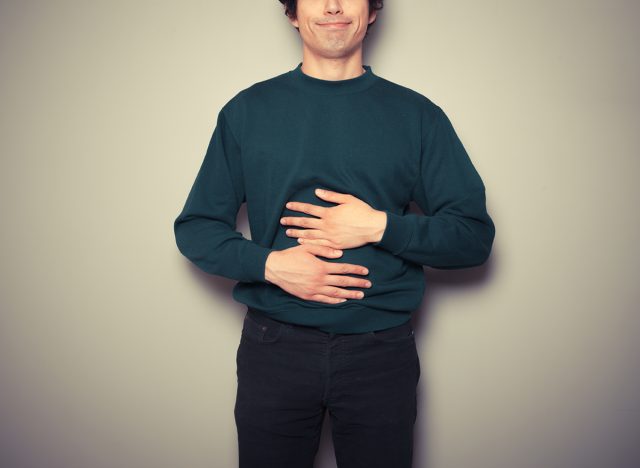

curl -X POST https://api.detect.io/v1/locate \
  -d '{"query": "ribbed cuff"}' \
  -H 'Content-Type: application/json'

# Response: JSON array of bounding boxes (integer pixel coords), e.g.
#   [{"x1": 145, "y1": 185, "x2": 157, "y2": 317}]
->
[
  {"x1": 371, "y1": 210, "x2": 414, "y2": 255},
  {"x1": 241, "y1": 242, "x2": 274, "y2": 283}
]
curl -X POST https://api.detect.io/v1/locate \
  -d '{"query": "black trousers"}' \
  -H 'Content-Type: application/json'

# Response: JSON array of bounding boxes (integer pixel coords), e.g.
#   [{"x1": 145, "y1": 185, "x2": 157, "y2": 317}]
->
[{"x1": 234, "y1": 307, "x2": 421, "y2": 468}]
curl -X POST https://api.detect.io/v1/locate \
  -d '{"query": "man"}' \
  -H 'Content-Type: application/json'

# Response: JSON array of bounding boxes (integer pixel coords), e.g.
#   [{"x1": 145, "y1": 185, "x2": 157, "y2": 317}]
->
[{"x1": 173, "y1": 0, "x2": 495, "y2": 466}]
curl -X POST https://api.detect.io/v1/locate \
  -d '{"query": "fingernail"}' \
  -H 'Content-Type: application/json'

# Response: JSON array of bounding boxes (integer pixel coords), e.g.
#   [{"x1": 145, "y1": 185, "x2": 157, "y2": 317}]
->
[{"x1": 316, "y1": 188, "x2": 324, "y2": 195}]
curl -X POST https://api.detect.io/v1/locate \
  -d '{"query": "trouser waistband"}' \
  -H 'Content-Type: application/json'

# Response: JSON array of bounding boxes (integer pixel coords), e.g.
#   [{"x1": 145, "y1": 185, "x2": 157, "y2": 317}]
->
[
  {"x1": 246, "y1": 307, "x2": 412, "y2": 338},
  {"x1": 246, "y1": 307, "x2": 338, "y2": 337}
]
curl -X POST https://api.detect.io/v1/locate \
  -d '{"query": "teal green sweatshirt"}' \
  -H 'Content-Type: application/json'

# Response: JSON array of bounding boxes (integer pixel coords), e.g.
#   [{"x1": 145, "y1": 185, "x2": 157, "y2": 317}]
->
[{"x1": 174, "y1": 62, "x2": 495, "y2": 333}]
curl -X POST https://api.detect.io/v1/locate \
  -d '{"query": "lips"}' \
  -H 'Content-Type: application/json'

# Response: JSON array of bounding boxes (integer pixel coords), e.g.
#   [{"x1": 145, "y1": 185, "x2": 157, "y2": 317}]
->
[{"x1": 318, "y1": 22, "x2": 351, "y2": 28}]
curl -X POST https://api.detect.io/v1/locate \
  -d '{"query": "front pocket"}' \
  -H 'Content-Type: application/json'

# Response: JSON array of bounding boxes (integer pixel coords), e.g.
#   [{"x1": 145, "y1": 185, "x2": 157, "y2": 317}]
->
[{"x1": 241, "y1": 314, "x2": 284, "y2": 344}]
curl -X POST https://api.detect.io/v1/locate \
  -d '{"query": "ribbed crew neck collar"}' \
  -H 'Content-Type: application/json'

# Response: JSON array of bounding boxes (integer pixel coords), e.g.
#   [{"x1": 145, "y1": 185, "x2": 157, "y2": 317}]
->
[{"x1": 288, "y1": 62, "x2": 379, "y2": 95}]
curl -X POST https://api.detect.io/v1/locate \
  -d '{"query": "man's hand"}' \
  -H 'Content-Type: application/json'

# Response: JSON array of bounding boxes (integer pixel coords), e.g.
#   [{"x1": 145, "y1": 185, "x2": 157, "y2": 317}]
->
[
  {"x1": 280, "y1": 188, "x2": 387, "y2": 249},
  {"x1": 265, "y1": 244, "x2": 372, "y2": 305}
]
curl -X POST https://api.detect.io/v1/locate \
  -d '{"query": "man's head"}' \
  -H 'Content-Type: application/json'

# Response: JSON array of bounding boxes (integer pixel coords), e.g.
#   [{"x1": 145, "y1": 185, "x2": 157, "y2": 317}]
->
[{"x1": 279, "y1": 0, "x2": 383, "y2": 61}]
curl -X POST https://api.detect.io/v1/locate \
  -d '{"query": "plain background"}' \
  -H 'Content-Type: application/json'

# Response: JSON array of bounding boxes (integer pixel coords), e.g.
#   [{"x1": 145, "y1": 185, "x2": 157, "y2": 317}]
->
[{"x1": 1, "y1": 1, "x2": 638, "y2": 467}]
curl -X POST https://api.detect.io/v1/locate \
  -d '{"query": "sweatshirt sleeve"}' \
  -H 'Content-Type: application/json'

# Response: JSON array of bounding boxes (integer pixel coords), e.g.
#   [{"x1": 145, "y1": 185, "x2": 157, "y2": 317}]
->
[
  {"x1": 372, "y1": 105, "x2": 495, "y2": 269},
  {"x1": 173, "y1": 107, "x2": 273, "y2": 282}
]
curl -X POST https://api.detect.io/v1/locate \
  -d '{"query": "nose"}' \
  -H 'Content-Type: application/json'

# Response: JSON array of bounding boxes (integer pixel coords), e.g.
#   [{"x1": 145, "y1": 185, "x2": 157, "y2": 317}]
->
[{"x1": 324, "y1": 0, "x2": 343, "y2": 15}]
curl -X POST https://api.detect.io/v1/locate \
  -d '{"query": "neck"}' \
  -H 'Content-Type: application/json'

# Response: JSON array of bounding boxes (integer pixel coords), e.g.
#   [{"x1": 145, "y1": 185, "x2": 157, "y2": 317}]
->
[
  {"x1": 288, "y1": 60, "x2": 379, "y2": 96},
  {"x1": 298, "y1": 51, "x2": 366, "y2": 81}
]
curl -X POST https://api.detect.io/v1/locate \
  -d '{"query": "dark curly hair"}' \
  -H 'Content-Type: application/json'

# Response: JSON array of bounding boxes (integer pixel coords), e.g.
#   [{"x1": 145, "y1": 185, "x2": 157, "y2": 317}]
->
[{"x1": 278, "y1": 0, "x2": 384, "y2": 38}]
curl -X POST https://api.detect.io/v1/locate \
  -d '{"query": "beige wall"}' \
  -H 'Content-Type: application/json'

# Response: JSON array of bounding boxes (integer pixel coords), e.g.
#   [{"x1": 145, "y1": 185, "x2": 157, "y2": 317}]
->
[{"x1": 1, "y1": 1, "x2": 638, "y2": 467}]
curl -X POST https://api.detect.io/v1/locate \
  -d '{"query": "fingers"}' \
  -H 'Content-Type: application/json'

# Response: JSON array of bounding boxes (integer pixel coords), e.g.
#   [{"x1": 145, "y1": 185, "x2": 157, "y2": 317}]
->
[
  {"x1": 314, "y1": 188, "x2": 351, "y2": 203},
  {"x1": 309, "y1": 294, "x2": 349, "y2": 304},
  {"x1": 281, "y1": 216, "x2": 322, "y2": 230},
  {"x1": 324, "y1": 261, "x2": 369, "y2": 277},
  {"x1": 304, "y1": 243, "x2": 343, "y2": 259},
  {"x1": 324, "y1": 271, "x2": 371, "y2": 290},
  {"x1": 316, "y1": 285, "x2": 367, "y2": 301},
  {"x1": 284, "y1": 202, "x2": 326, "y2": 218},
  {"x1": 298, "y1": 243, "x2": 372, "y2": 303},
  {"x1": 297, "y1": 237, "x2": 335, "y2": 248},
  {"x1": 322, "y1": 262, "x2": 372, "y2": 300}
]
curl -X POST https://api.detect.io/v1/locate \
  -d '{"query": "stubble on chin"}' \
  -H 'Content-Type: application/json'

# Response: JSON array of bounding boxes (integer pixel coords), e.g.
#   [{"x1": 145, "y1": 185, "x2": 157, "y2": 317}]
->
[{"x1": 325, "y1": 36, "x2": 347, "y2": 50}]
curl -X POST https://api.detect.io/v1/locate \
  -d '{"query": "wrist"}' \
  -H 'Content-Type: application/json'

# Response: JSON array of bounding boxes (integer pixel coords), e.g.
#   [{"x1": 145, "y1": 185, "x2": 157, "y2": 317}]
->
[
  {"x1": 264, "y1": 251, "x2": 278, "y2": 284},
  {"x1": 369, "y1": 209, "x2": 387, "y2": 244}
]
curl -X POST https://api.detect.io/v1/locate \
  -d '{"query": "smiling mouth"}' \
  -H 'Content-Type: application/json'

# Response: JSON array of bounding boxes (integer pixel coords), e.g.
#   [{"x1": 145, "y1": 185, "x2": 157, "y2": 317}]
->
[{"x1": 318, "y1": 22, "x2": 351, "y2": 29}]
